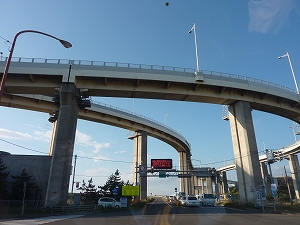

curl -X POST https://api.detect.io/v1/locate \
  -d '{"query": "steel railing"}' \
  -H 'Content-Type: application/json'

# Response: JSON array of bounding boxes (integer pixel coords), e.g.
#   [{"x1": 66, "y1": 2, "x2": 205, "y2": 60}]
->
[{"x1": 0, "y1": 57, "x2": 296, "y2": 94}]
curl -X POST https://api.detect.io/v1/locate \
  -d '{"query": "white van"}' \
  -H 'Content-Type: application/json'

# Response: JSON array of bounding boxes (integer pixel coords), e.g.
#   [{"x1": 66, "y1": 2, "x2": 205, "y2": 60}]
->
[{"x1": 197, "y1": 194, "x2": 215, "y2": 206}]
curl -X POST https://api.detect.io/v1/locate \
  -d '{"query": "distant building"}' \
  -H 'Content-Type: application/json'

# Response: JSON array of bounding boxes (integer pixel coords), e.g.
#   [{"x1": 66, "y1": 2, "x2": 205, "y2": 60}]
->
[{"x1": 0, "y1": 151, "x2": 51, "y2": 202}]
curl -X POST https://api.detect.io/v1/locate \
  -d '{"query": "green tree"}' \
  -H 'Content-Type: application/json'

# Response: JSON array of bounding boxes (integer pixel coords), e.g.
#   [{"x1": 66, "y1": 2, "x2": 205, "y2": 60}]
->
[
  {"x1": 10, "y1": 168, "x2": 36, "y2": 200},
  {"x1": 98, "y1": 169, "x2": 132, "y2": 200},
  {"x1": 276, "y1": 176, "x2": 295, "y2": 202},
  {"x1": 0, "y1": 155, "x2": 9, "y2": 199},
  {"x1": 77, "y1": 178, "x2": 100, "y2": 204}
]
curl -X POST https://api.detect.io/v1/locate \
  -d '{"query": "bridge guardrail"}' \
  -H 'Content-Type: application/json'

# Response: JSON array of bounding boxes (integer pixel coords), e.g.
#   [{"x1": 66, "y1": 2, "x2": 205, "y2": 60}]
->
[
  {"x1": 90, "y1": 100, "x2": 191, "y2": 149},
  {"x1": 0, "y1": 57, "x2": 296, "y2": 94}
]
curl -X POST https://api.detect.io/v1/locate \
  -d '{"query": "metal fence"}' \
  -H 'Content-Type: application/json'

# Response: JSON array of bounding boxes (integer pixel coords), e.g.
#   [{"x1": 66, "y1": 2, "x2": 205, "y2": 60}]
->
[{"x1": 0, "y1": 57, "x2": 297, "y2": 94}]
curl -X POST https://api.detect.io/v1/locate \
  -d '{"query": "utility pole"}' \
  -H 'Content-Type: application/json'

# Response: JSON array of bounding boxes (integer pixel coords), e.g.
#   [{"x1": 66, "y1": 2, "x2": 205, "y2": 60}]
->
[
  {"x1": 70, "y1": 154, "x2": 77, "y2": 205},
  {"x1": 284, "y1": 166, "x2": 293, "y2": 205}
]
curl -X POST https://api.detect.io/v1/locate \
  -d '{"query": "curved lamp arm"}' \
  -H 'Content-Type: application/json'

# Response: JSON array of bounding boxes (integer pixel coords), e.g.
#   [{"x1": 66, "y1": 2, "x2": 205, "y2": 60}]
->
[{"x1": 0, "y1": 30, "x2": 72, "y2": 100}]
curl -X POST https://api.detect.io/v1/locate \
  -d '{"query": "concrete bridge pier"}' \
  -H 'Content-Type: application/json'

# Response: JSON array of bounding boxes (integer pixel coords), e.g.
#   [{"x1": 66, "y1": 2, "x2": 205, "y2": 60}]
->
[
  {"x1": 192, "y1": 175, "x2": 198, "y2": 195},
  {"x1": 131, "y1": 130, "x2": 147, "y2": 200},
  {"x1": 199, "y1": 178, "x2": 204, "y2": 194},
  {"x1": 220, "y1": 171, "x2": 229, "y2": 197},
  {"x1": 206, "y1": 177, "x2": 213, "y2": 194},
  {"x1": 178, "y1": 151, "x2": 188, "y2": 194},
  {"x1": 45, "y1": 83, "x2": 79, "y2": 206},
  {"x1": 228, "y1": 101, "x2": 263, "y2": 203},
  {"x1": 260, "y1": 162, "x2": 271, "y2": 195},
  {"x1": 288, "y1": 154, "x2": 300, "y2": 200},
  {"x1": 189, "y1": 173, "x2": 194, "y2": 195}
]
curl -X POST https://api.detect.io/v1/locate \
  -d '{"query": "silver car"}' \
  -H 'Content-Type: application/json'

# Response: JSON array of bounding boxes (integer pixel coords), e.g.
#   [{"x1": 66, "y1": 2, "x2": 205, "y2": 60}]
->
[
  {"x1": 98, "y1": 197, "x2": 121, "y2": 208},
  {"x1": 185, "y1": 196, "x2": 200, "y2": 207}
]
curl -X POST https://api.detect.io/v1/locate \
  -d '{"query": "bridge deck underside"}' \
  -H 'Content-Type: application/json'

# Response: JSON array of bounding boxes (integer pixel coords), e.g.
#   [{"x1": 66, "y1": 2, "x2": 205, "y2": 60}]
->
[{"x1": 4, "y1": 72, "x2": 300, "y2": 123}]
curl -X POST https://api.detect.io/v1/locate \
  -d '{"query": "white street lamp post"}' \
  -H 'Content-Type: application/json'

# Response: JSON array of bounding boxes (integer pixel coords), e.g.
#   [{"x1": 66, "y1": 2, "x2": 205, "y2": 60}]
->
[
  {"x1": 188, "y1": 23, "x2": 200, "y2": 73},
  {"x1": 192, "y1": 159, "x2": 202, "y2": 168},
  {"x1": 164, "y1": 114, "x2": 170, "y2": 125},
  {"x1": 278, "y1": 52, "x2": 299, "y2": 94}
]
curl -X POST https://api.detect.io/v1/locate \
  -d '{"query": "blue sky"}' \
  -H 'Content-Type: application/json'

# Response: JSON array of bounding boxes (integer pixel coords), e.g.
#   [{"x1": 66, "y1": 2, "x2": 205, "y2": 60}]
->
[{"x1": 0, "y1": 0, "x2": 300, "y2": 195}]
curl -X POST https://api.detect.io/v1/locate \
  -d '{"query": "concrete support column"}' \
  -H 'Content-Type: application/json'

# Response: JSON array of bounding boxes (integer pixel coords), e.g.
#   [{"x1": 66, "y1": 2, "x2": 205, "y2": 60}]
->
[
  {"x1": 206, "y1": 177, "x2": 213, "y2": 194},
  {"x1": 189, "y1": 176, "x2": 194, "y2": 196},
  {"x1": 178, "y1": 151, "x2": 188, "y2": 194},
  {"x1": 260, "y1": 162, "x2": 271, "y2": 195},
  {"x1": 45, "y1": 83, "x2": 79, "y2": 206},
  {"x1": 132, "y1": 130, "x2": 147, "y2": 200},
  {"x1": 228, "y1": 101, "x2": 263, "y2": 203},
  {"x1": 201, "y1": 178, "x2": 206, "y2": 194},
  {"x1": 192, "y1": 176, "x2": 198, "y2": 195},
  {"x1": 187, "y1": 161, "x2": 193, "y2": 195},
  {"x1": 48, "y1": 121, "x2": 57, "y2": 156},
  {"x1": 221, "y1": 171, "x2": 228, "y2": 195},
  {"x1": 199, "y1": 178, "x2": 203, "y2": 194},
  {"x1": 288, "y1": 154, "x2": 300, "y2": 200}
]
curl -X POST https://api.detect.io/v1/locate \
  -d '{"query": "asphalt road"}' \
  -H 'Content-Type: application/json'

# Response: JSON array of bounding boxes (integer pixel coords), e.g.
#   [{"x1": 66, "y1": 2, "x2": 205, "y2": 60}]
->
[{"x1": 1, "y1": 197, "x2": 299, "y2": 225}]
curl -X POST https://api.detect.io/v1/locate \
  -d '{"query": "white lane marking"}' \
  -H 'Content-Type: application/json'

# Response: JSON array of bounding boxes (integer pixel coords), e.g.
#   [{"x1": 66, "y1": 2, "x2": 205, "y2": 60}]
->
[
  {"x1": 148, "y1": 198, "x2": 157, "y2": 207},
  {"x1": 164, "y1": 201, "x2": 173, "y2": 208},
  {"x1": 0, "y1": 214, "x2": 84, "y2": 225}
]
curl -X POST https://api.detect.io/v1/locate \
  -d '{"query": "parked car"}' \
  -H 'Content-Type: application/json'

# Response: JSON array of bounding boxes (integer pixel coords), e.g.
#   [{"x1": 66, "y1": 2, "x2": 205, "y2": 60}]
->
[{"x1": 98, "y1": 197, "x2": 121, "y2": 208}]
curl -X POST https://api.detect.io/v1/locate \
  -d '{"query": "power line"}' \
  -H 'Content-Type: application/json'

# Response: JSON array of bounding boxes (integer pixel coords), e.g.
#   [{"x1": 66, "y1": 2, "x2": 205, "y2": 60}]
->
[
  {"x1": 0, "y1": 34, "x2": 12, "y2": 53},
  {"x1": 0, "y1": 137, "x2": 272, "y2": 169},
  {"x1": 0, "y1": 138, "x2": 48, "y2": 155},
  {"x1": 0, "y1": 35, "x2": 11, "y2": 43},
  {"x1": 77, "y1": 155, "x2": 133, "y2": 164}
]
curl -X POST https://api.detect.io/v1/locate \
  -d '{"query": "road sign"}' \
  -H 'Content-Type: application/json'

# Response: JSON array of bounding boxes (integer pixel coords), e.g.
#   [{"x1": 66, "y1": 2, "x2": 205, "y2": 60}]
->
[
  {"x1": 260, "y1": 185, "x2": 266, "y2": 201},
  {"x1": 113, "y1": 187, "x2": 118, "y2": 195},
  {"x1": 271, "y1": 184, "x2": 277, "y2": 197},
  {"x1": 151, "y1": 159, "x2": 172, "y2": 169},
  {"x1": 139, "y1": 165, "x2": 146, "y2": 176},
  {"x1": 122, "y1": 186, "x2": 140, "y2": 196},
  {"x1": 120, "y1": 197, "x2": 127, "y2": 207},
  {"x1": 159, "y1": 170, "x2": 166, "y2": 178}
]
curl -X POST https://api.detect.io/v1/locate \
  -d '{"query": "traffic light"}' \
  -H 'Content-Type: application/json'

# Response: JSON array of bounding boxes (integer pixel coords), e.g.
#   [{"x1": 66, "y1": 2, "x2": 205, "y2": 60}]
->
[
  {"x1": 273, "y1": 150, "x2": 283, "y2": 161},
  {"x1": 210, "y1": 168, "x2": 216, "y2": 177},
  {"x1": 265, "y1": 176, "x2": 270, "y2": 183},
  {"x1": 151, "y1": 166, "x2": 154, "y2": 173}
]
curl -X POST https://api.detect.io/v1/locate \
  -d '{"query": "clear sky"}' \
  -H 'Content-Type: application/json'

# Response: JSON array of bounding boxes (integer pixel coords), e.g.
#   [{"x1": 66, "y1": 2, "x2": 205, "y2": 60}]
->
[{"x1": 0, "y1": 0, "x2": 300, "y2": 196}]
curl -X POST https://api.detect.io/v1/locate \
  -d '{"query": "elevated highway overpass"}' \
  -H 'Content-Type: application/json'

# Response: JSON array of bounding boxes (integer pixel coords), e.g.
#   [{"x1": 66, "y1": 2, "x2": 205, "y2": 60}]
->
[
  {"x1": 0, "y1": 93, "x2": 190, "y2": 154},
  {"x1": 1, "y1": 57, "x2": 300, "y2": 122},
  {"x1": 217, "y1": 139, "x2": 300, "y2": 172},
  {"x1": 1, "y1": 57, "x2": 300, "y2": 204}
]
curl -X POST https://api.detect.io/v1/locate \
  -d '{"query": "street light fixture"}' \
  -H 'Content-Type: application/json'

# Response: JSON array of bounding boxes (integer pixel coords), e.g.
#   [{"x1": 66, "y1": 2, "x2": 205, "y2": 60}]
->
[
  {"x1": 0, "y1": 30, "x2": 72, "y2": 101},
  {"x1": 289, "y1": 122, "x2": 300, "y2": 142},
  {"x1": 261, "y1": 140, "x2": 266, "y2": 151},
  {"x1": 164, "y1": 113, "x2": 170, "y2": 125},
  {"x1": 278, "y1": 52, "x2": 299, "y2": 94},
  {"x1": 188, "y1": 23, "x2": 200, "y2": 73},
  {"x1": 192, "y1": 159, "x2": 202, "y2": 168}
]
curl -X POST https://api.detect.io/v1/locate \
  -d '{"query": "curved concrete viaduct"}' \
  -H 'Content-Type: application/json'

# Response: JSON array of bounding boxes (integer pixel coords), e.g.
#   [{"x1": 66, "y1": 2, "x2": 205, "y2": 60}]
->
[
  {"x1": 0, "y1": 93, "x2": 190, "y2": 153},
  {"x1": 216, "y1": 140, "x2": 300, "y2": 199},
  {"x1": 218, "y1": 139, "x2": 300, "y2": 172},
  {"x1": 0, "y1": 93, "x2": 192, "y2": 204},
  {"x1": 2, "y1": 58, "x2": 300, "y2": 122},
  {"x1": 1, "y1": 57, "x2": 300, "y2": 204}
]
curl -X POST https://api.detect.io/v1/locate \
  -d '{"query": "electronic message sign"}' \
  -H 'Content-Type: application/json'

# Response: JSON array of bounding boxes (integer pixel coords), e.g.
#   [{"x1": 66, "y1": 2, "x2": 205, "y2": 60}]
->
[{"x1": 151, "y1": 159, "x2": 172, "y2": 169}]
